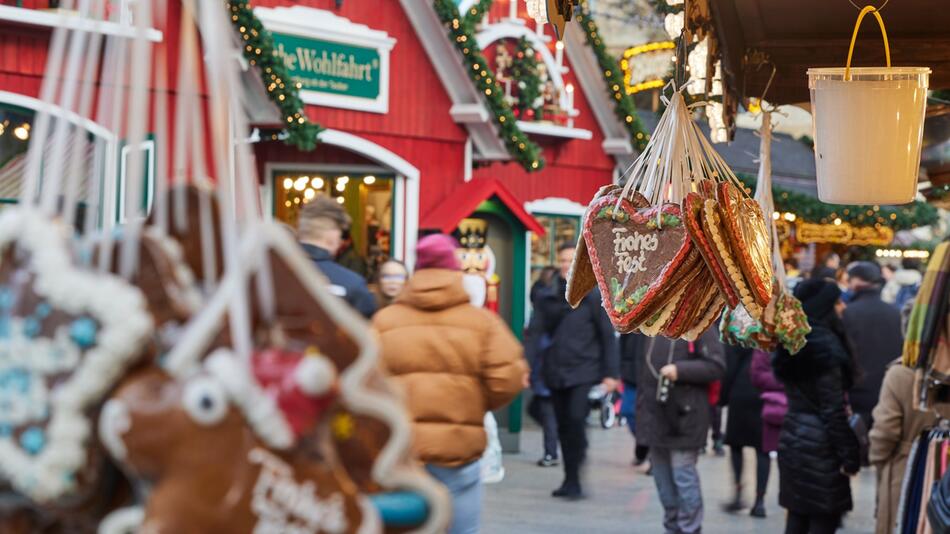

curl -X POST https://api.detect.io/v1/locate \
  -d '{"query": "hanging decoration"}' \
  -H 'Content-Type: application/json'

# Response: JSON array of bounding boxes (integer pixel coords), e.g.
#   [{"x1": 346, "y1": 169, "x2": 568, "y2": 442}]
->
[
  {"x1": 433, "y1": 0, "x2": 545, "y2": 171},
  {"x1": 720, "y1": 112, "x2": 810, "y2": 354},
  {"x1": 576, "y1": 0, "x2": 651, "y2": 152},
  {"x1": 526, "y1": 0, "x2": 577, "y2": 41},
  {"x1": 567, "y1": 83, "x2": 772, "y2": 338},
  {"x1": 808, "y1": 6, "x2": 930, "y2": 204},
  {"x1": 226, "y1": 0, "x2": 323, "y2": 152}
]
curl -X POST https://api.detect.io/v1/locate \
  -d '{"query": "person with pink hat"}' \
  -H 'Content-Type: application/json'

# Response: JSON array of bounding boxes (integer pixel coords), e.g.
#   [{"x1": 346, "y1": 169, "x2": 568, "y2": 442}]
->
[{"x1": 373, "y1": 233, "x2": 527, "y2": 534}]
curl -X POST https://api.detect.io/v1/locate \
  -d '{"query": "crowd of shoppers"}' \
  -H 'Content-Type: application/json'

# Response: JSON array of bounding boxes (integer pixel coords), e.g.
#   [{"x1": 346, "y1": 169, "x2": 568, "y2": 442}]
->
[{"x1": 296, "y1": 216, "x2": 943, "y2": 534}]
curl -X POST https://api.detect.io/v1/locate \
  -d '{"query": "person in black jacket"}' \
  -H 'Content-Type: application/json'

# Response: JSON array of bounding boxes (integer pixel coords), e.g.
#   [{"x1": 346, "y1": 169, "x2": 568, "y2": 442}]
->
[
  {"x1": 619, "y1": 333, "x2": 649, "y2": 469},
  {"x1": 534, "y1": 243, "x2": 619, "y2": 500},
  {"x1": 636, "y1": 328, "x2": 725, "y2": 534},
  {"x1": 297, "y1": 195, "x2": 376, "y2": 318},
  {"x1": 720, "y1": 345, "x2": 770, "y2": 518},
  {"x1": 525, "y1": 267, "x2": 561, "y2": 467},
  {"x1": 774, "y1": 278, "x2": 861, "y2": 534},
  {"x1": 841, "y1": 261, "x2": 903, "y2": 428}
]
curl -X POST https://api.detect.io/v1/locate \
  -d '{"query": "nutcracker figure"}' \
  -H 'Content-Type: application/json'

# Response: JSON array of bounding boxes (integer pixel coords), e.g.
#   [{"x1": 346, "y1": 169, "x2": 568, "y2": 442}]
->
[{"x1": 454, "y1": 218, "x2": 500, "y2": 313}]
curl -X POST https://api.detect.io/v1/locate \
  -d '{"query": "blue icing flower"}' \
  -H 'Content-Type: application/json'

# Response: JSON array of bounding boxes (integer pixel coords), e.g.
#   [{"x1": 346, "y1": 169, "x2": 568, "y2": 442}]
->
[
  {"x1": 22, "y1": 317, "x2": 40, "y2": 339},
  {"x1": 20, "y1": 427, "x2": 45, "y2": 455},
  {"x1": 69, "y1": 318, "x2": 98, "y2": 349},
  {"x1": 34, "y1": 303, "x2": 51, "y2": 319}
]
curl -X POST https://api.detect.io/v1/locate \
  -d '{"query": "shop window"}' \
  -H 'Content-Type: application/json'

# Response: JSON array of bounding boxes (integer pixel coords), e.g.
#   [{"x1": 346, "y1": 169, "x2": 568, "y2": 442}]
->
[
  {"x1": 0, "y1": 104, "x2": 34, "y2": 204},
  {"x1": 530, "y1": 214, "x2": 579, "y2": 280},
  {"x1": 117, "y1": 139, "x2": 155, "y2": 223},
  {"x1": 273, "y1": 171, "x2": 394, "y2": 281}
]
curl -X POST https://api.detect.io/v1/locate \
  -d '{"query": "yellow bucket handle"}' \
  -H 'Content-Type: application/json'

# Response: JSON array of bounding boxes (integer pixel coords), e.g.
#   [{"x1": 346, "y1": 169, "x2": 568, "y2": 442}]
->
[{"x1": 845, "y1": 5, "x2": 891, "y2": 81}]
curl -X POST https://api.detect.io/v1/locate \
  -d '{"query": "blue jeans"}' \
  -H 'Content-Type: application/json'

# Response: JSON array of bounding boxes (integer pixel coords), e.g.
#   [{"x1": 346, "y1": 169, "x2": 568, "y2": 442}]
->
[
  {"x1": 650, "y1": 448, "x2": 703, "y2": 534},
  {"x1": 620, "y1": 382, "x2": 637, "y2": 435},
  {"x1": 426, "y1": 460, "x2": 483, "y2": 534}
]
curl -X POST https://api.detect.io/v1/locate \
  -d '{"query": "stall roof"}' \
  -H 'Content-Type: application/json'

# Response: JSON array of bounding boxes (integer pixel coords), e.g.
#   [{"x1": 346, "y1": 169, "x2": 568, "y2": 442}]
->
[
  {"x1": 710, "y1": 0, "x2": 950, "y2": 105},
  {"x1": 420, "y1": 177, "x2": 546, "y2": 235}
]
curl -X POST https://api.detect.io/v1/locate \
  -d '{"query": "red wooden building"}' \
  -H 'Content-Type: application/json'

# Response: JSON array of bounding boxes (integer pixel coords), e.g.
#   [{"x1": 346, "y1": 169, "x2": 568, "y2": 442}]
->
[{"x1": 0, "y1": 0, "x2": 640, "y2": 447}]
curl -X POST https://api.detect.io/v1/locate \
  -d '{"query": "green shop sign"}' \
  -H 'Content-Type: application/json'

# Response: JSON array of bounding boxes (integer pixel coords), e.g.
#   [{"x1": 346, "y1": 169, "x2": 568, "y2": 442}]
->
[
  {"x1": 257, "y1": 7, "x2": 396, "y2": 114},
  {"x1": 272, "y1": 33, "x2": 381, "y2": 100}
]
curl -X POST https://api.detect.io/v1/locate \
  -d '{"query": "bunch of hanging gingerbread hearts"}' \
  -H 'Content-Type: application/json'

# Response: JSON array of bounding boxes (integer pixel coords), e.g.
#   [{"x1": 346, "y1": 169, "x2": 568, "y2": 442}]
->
[{"x1": 566, "y1": 88, "x2": 775, "y2": 341}]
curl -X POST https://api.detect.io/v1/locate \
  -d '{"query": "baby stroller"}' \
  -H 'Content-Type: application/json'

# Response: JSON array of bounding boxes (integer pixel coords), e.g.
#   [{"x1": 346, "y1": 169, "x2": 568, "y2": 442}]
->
[{"x1": 588, "y1": 383, "x2": 623, "y2": 429}]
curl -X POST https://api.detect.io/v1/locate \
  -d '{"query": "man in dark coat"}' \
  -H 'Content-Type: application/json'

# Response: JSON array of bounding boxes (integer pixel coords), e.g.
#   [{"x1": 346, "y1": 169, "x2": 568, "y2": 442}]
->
[
  {"x1": 774, "y1": 278, "x2": 861, "y2": 533},
  {"x1": 534, "y1": 243, "x2": 619, "y2": 500},
  {"x1": 636, "y1": 328, "x2": 725, "y2": 534},
  {"x1": 842, "y1": 261, "x2": 903, "y2": 425},
  {"x1": 619, "y1": 333, "x2": 649, "y2": 468},
  {"x1": 297, "y1": 195, "x2": 376, "y2": 318}
]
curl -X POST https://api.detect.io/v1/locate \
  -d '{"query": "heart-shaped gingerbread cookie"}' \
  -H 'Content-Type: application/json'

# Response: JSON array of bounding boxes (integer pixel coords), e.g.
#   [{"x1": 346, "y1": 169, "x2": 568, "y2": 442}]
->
[
  {"x1": 582, "y1": 195, "x2": 694, "y2": 331},
  {"x1": 683, "y1": 191, "x2": 740, "y2": 309},
  {"x1": 716, "y1": 182, "x2": 773, "y2": 308}
]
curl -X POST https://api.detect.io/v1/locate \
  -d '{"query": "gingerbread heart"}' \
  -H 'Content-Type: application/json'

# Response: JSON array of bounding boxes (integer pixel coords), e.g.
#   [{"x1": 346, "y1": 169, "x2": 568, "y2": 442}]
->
[
  {"x1": 0, "y1": 209, "x2": 152, "y2": 503},
  {"x1": 663, "y1": 266, "x2": 717, "y2": 339},
  {"x1": 682, "y1": 293, "x2": 726, "y2": 342},
  {"x1": 582, "y1": 195, "x2": 694, "y2": 331},
  {"x1": 567, "y1": 187, "x2": 648, "y2": 308},
  {"x1": 683, "y1": 192, "x2": 740, "y2": 309},
  {"x1": 702, "y1": 197, "x2": 763, "y2": 319},
  {"x1": 717, "y1": 182, "x2": 773, "y2": 308}
]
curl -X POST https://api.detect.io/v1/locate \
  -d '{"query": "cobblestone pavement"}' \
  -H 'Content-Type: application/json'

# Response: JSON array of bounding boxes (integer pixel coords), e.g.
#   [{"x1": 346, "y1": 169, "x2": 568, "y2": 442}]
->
[{"x1": 483, "y1": 424, "x2": 876, "y2": 533}]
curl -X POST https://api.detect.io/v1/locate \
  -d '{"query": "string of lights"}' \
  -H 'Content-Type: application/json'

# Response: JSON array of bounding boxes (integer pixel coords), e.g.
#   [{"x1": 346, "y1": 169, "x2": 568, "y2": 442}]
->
[
  {"x1": 226, "y1": 0, "x2": 323, "y2": 151},
  {"x1": 576, "y1": 0, "x2": 652, "y2": 151},
  {"x1": 433, "y1": 0, "x2": 545, "y2": 171}
]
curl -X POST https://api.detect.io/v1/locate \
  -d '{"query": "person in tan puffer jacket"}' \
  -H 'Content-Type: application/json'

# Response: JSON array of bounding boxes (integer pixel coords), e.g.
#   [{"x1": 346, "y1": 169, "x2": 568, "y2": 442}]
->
[
  {"x1": 373, "y1": 233, "x2": 526, "y2": 534},
  {"x1": 869, "y1": 360, "x2": 950, "y2": 534}
]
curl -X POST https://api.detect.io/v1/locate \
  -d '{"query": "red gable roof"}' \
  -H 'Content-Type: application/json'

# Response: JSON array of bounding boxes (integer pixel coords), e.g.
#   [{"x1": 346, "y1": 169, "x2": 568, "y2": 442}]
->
[{"x1": 420, "y1": 178, "x2": 546, "y2": 235}]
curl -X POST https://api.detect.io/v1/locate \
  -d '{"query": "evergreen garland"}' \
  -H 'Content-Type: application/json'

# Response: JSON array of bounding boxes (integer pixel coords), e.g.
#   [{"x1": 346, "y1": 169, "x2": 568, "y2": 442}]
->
[
  {"x1": 462, "y1": 0, "x2": 493, "y2": 24},
  {"x1": 511, "y1": 37, "x2": 543, "y2": 121},
  {"x1": 736, "y1": 174, "x2": 939, "y2": 232},
  {"x1": 433, "y1": 0, "x2": 544, "y2": 171},
  {"x1": 226, "y1": 0, "x2": 323, "y2": 151},
  {"x1": 576, "y1": 1, "x2": 650, "y2": 151}
]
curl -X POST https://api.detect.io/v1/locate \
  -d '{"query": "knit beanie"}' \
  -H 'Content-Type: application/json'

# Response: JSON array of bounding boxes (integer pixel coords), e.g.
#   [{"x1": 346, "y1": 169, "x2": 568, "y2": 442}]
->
[
  {"x1": 793, "y1": 278, "x2": 842, "y2": 320},
  {"x1": 414, "y1": 234, "x2": 461, "y2": 271}
]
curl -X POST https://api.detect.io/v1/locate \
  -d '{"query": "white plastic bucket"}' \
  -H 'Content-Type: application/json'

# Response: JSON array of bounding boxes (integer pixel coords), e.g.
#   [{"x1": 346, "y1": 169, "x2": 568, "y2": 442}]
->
[
  {"x1": 809, "y1": 67, "x2": 929, "y2": 204},
  {"x1": 807, "y1": 6, "x2": 930, "y2": 205}
]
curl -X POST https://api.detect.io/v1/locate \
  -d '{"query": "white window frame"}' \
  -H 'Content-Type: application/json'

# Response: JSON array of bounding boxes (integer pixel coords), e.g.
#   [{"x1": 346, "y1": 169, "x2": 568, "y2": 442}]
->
[{"x1": 117, "y1": 139, "x2": 155, "y2": 223}]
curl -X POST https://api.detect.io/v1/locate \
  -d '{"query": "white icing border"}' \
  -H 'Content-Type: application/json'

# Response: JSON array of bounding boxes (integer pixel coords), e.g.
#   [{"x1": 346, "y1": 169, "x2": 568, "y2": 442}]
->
[
  {"x1": 0, "y1": 207, "x2": 152, "y2": 502},
  {"x1": 163, "y1": 221, "x2": 450, "y2": 533}
]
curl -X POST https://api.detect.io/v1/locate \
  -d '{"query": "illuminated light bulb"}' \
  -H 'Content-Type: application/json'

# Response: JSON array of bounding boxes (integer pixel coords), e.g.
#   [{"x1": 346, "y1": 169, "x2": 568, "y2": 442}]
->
[
  {"x1": 336, "y1": 196, "x2": 345, "y2": 204},
  {"x1": 284, "y1": 200, "x2": 292, "y2": 208},
  {"x1": 13, "y1": 123, "x2": 30, "y2": 141},
  {"x1": 293, "y1": 197, "x2": 300, "y2": 204},
  {"x1": 772, "y1": 211, "x2": 780, "y2": 220},
  {"x1": 0, "y1": 123, "x2": 5, "y2": 136},
  {"x1": 784, "y1": 213, "x2": 796, "y2": 222},
  {"x1": 363, "y1": 175, "x2": 376, "y2": 185},
  {"x1": 294, "y1": 177, "x2": 308, "y2": 191},
  {"x1": 335, "y1": 182, "x2": 346, "y2": 192},
  {"x1": 304, "y1": 188, "x2": 316, "y2": 200},
  {"x1": 282, "y1": 177, "x2": 294, "y2": 190},
  {"x1": 337, "y1": 176, "x2": 349, "y2": 185},
  {"x1": 311, "y1": 177, "x2": 324, "y2": 189},
  {"x1": 833, "y1": 218, "x2": 842, "y2": 226}
]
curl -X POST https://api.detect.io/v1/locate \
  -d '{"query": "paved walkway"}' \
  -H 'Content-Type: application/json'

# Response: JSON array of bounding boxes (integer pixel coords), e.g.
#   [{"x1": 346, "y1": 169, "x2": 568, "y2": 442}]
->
[{"x1": 483, "y1": 424, "x2": 877, "y2": 533}]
